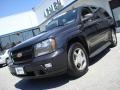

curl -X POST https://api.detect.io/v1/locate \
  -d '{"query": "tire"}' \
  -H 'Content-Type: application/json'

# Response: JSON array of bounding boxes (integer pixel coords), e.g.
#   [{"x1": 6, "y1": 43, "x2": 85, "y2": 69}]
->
[
  {"x1": 67, "y1": 42, "x2": 89, "y2": 78},
  {"x1": 110, "y1": 28, "x2": 117, "y2": 47}
]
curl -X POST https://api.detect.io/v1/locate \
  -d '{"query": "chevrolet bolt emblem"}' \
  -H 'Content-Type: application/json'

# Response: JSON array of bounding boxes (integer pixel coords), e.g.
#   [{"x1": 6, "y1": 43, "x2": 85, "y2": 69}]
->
[{"x1": 17, "y1": 53, "x2": 22, "y2": 58}]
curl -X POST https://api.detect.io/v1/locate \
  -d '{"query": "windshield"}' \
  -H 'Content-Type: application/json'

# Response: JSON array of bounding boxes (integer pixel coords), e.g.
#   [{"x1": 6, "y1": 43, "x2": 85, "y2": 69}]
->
[
  {"x1": 46, "y1": 20, "x2": 58, "y2": 31},
  {"x1": 45, "y1": 8, "x2": 78, "y2": 31}
]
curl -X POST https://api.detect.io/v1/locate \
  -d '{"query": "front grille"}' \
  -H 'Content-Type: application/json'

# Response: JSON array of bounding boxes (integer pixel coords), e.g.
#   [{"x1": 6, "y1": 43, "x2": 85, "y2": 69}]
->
[{"x1": 11, "y1": 46, "x2": 33, "y2": 64}]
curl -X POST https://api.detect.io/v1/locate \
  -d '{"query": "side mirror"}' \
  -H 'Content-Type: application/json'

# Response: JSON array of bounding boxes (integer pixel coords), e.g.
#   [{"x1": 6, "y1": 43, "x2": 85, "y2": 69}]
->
[{"x1": 81, "y1": 13, "x2": 93, "y2": 22}]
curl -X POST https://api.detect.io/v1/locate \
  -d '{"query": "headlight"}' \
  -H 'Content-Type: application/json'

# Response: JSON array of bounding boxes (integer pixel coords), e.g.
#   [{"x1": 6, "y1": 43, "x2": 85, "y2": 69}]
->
[{"x1": 34, "y1": 38, "x2": 56, "y2": 57}]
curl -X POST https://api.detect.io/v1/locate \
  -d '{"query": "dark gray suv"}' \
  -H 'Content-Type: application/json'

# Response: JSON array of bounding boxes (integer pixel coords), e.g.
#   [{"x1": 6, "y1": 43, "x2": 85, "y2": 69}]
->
[{"x1": 8, "y1": 5, "x2": 117, "y2": 79}]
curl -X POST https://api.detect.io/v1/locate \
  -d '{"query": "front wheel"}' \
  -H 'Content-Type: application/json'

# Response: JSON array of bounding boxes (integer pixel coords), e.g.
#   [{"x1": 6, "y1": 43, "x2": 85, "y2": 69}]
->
[
  {"x1": 67, "y1": 42, "x2": 89, "y2": 78},
  {"x1": 110, "y1": 29, "x2": 117, "y2": 47}
]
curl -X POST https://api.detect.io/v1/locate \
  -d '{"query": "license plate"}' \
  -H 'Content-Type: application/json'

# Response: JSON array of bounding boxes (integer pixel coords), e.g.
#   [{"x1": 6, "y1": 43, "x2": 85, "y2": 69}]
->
[{"x1": 15, "y1": 67, "x2": 25, "y2": 75}]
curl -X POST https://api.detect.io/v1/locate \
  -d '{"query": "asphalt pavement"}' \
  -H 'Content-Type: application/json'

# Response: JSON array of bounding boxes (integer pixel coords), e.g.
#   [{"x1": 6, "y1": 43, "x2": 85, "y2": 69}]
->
[{"x1": 0, "y1": 34, "x2": 120, "y2": 90}]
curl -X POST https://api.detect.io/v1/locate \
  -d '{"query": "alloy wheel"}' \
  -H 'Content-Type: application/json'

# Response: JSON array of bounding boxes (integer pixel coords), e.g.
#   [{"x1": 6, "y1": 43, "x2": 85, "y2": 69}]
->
[{"x1": 73, "y1": 48, "x2": 87, "y2": 71}]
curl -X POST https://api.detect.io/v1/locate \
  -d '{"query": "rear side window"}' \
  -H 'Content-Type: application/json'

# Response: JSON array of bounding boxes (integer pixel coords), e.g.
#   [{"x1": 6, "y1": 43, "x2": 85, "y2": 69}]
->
[
  {"x1": 98, "y1": 8, "x2": 110, "y2": 18},
  {"x1": 103, "y1": 11, "x2": 110, "y2": 17},
  {"x1": 90, "y1": 6, "x2": 98, "y2": 12},
  {"x1": 81, "y1": 7, "x2": 93, "y2": 18}
]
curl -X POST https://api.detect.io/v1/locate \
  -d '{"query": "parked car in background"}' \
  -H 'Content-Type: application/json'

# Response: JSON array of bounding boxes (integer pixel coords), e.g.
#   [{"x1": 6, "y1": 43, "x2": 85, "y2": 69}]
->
[
  {"x1": 0, "y1": 49, "x2": 9, "y2": 67},
  {"x1": 8, "y1": 5, "x2": 117, "y2": 79}
]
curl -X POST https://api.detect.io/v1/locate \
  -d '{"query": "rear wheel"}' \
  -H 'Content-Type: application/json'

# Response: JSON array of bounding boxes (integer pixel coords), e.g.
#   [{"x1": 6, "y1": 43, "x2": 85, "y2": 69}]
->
[
  {"x1": 110, "y1": 29, "x2": 117, "y2": 47},
  {"x1": 68, "y1": 42, "x2": 89, "y2": 78}
]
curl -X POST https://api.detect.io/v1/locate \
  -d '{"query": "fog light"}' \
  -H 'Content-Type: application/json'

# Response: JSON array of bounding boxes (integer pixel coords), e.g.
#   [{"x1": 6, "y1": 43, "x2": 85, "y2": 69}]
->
[{"x1": 44, "y1": 63, "x2": 52, "y2": 68}]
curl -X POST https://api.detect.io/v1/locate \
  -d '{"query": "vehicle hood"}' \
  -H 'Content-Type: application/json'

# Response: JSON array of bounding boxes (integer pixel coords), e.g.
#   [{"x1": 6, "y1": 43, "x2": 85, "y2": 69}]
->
[
  {"x1": 10, "y1": 26, "x2": 68, "y2": 51},
  {"x1": 10, "y1": 21, "x2": 79, "y2": 52}
]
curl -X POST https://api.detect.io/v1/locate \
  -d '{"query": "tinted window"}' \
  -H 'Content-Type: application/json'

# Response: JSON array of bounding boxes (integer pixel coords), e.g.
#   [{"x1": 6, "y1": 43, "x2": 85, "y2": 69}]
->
[
  {"x1": 23, "y1": 30, "x2": 33, "y2": 41},
  {"x1": 10, "y1": 33, "x2": 23, "y2": 47},
  {"x1": 33, "y1": 29, "x2": 41, "y2": 36},
  {"x1": 81, "y1": 7, "x2": 92, "y2": 18},
  {"x1": 98, "y1": 8, "x2": 110, "y2": 18},
  {"x1": 46, "y1": 20, "x2": 58, "y2": 30},
  {"x1": 103, "y1": 11, "x2": 110, "y2": 17},
  {"x1": 91, "y1": 6, "x2": 98, "y2": 12},
  {"x1": 1, "y1": 36, "x2": 11, "y2": 49},
  {"x1": 46, "y1": 9, "x2": 78, "y2": 31}
]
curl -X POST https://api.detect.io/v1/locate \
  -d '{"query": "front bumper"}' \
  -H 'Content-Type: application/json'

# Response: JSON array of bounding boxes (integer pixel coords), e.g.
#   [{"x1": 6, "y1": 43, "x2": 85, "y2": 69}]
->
[{"x1": 8, "y1": 48, "x2": 68, "y2": 79}]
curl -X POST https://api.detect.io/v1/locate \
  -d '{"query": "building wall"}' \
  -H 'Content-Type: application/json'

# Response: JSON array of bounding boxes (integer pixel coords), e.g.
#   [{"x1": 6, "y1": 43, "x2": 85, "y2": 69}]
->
[
  {"x1": 0, "y1": 11, "x2": 39, "y2": 36},
  {"x1": 113, "y1": 7, "x2": 120, "y2": 21},
  {"x1": 110, "y1": 0, "x2": 120, "y2": 27}
]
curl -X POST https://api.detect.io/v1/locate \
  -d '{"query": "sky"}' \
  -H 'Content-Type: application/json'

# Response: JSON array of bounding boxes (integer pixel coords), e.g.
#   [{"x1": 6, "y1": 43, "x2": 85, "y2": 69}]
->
[{"x1": 0, "y1": 0, "x2": 42, "y2": 18}]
